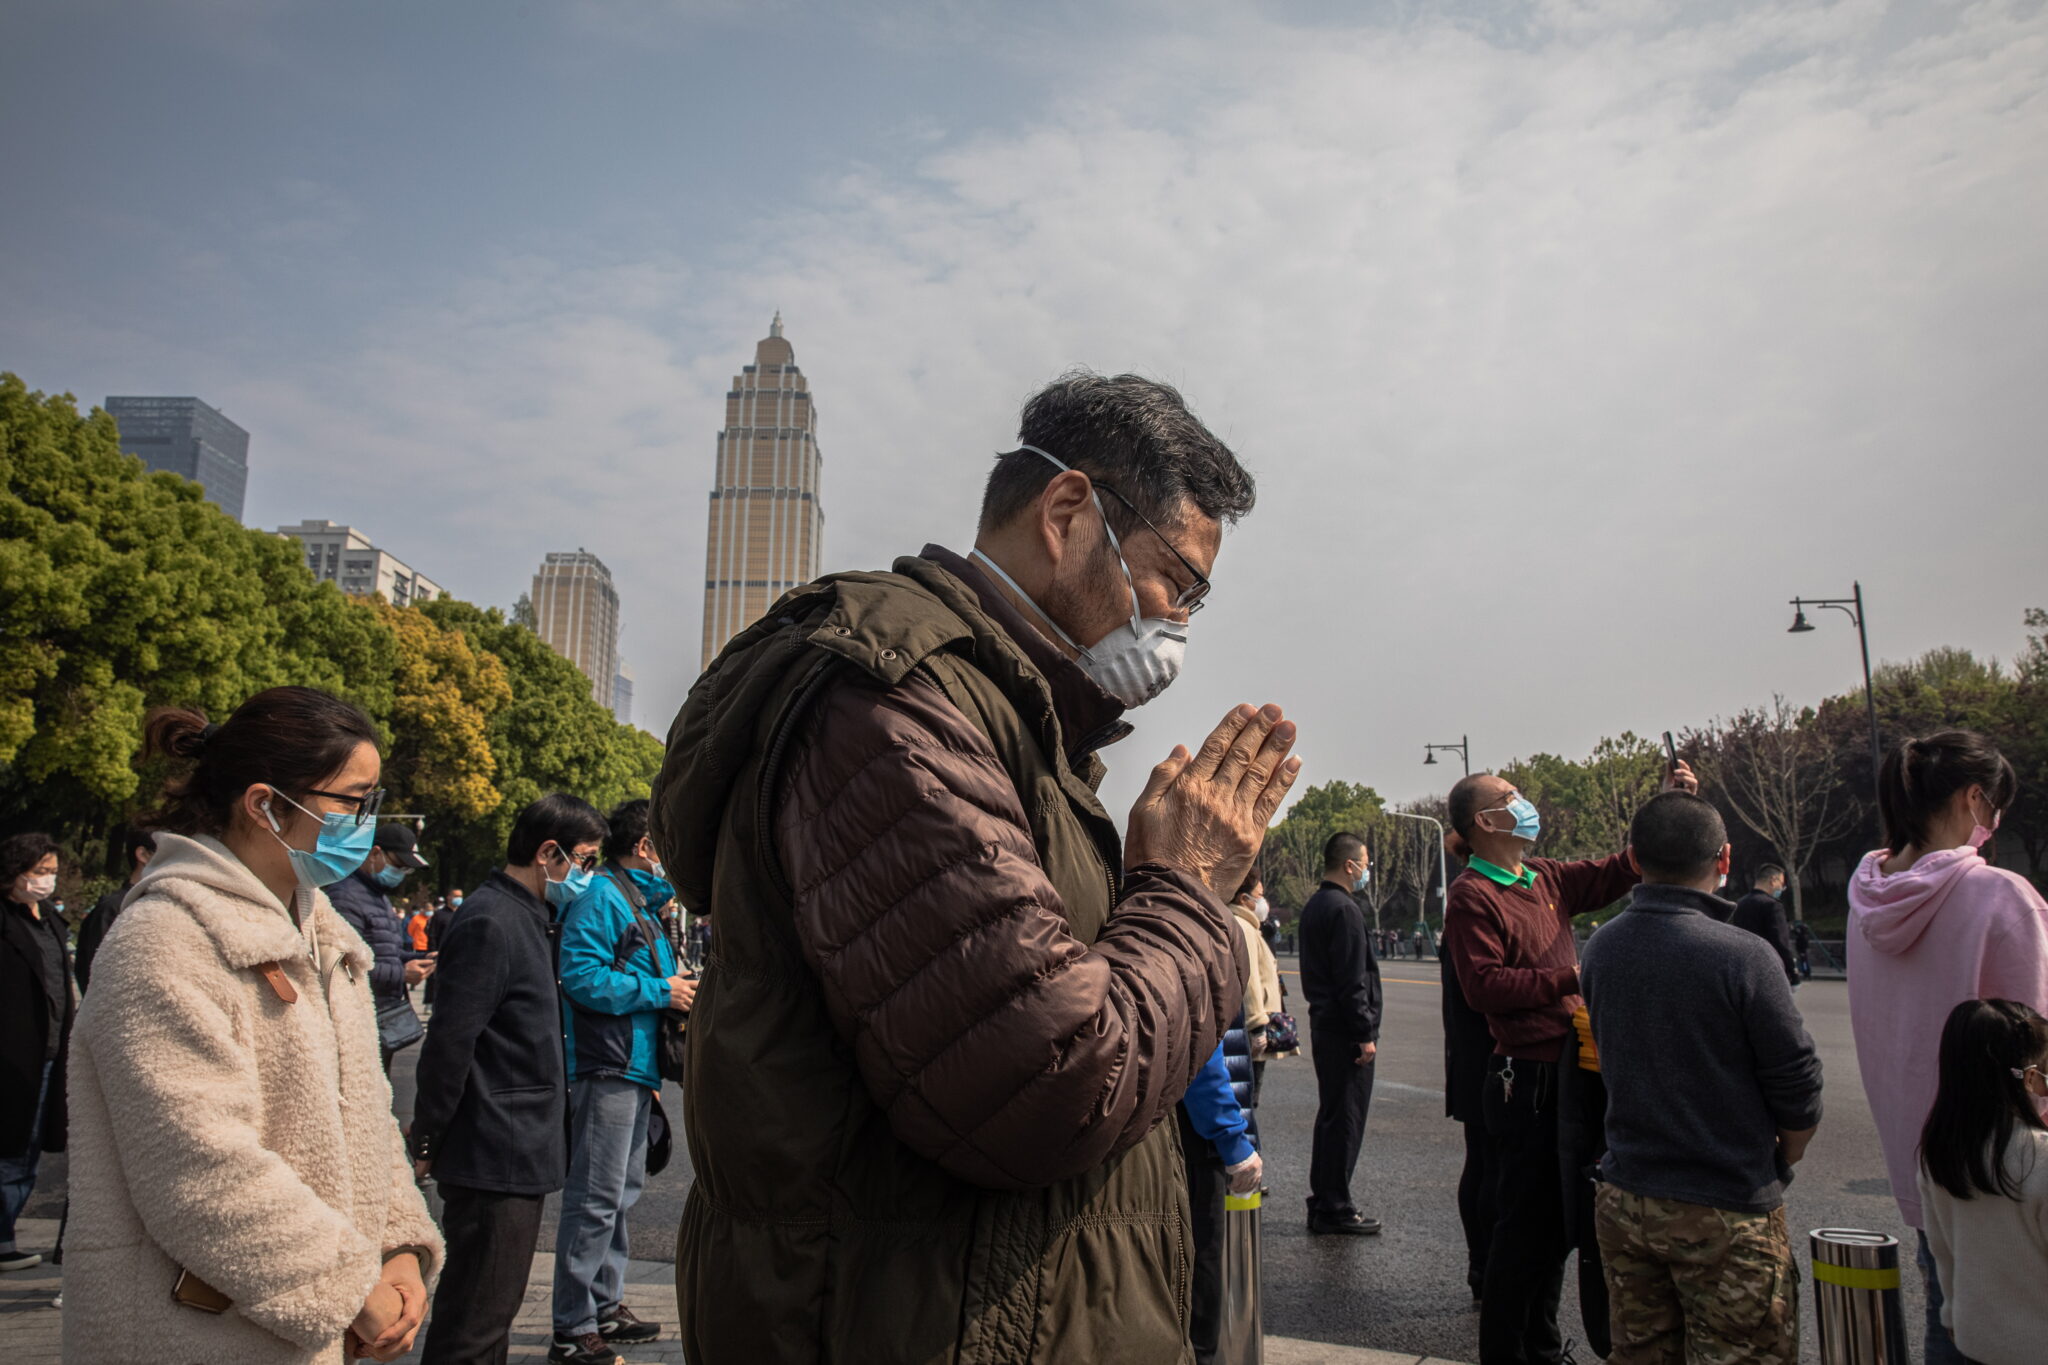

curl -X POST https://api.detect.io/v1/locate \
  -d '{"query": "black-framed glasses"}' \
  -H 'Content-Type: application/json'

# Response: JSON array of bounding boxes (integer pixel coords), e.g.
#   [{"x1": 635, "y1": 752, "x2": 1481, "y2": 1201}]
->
[
  {"x1": 1092, "y1": 482, "x2": 1211, "y2": 615},
  {"x1": 301, "y1": 786, "x2": 386, "y2": 826}
]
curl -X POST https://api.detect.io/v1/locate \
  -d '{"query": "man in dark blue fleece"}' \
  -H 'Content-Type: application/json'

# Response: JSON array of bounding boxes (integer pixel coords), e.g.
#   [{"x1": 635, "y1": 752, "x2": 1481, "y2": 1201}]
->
[{"x1": 1581, "y1": 792, "x2": 1822, "y2": 1365}]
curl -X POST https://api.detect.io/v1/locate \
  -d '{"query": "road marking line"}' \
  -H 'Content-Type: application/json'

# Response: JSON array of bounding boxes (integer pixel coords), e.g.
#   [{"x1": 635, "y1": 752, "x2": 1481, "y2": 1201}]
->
[{"x1": 1279, "y1": 969, "x2": 1440, "y2": 986}]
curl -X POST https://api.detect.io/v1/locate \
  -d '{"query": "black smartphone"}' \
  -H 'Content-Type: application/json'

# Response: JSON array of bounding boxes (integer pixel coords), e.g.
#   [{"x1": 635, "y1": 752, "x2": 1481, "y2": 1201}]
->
[{"x1": 1663, "y1": 730, "x2": 1679, "y2": 771}]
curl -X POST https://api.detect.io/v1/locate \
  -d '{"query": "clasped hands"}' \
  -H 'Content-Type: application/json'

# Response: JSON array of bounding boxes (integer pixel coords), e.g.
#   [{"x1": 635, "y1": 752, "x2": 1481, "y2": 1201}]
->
[
  {"x1": 1127, "y1": 703, "x2": 1302, "y2": 895},
  {"x1": 346, "y1": 1252, "x2": 426, "y2": 1362}
]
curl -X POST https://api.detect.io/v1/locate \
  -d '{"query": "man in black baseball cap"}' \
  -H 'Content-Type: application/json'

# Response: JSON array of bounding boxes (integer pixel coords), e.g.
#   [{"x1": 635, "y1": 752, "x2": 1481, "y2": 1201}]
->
[{"x1": 329, "y1": 820, "x2": 438, "y2": 1072}]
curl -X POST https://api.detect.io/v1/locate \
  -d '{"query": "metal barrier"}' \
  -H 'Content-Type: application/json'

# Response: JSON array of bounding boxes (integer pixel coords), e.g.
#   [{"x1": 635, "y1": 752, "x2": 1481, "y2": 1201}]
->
[
  {"x1": 1219, "y1": 1190, "x2": 1263, "y2": 1365},
  {"x1": 1810, "y1": 1228, "x2": 1907, "y2": 1364}
]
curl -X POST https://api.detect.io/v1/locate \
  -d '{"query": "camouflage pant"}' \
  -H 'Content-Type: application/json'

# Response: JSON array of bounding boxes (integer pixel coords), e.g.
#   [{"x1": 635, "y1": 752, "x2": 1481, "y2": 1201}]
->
[{"x1": 1593, "y1": 1185, "x2": 1798, "y2": 1365}]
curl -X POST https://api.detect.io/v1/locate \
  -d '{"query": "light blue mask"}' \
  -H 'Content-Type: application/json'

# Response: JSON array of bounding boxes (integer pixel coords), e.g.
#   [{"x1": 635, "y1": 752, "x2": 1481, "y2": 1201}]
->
[
  {"x1": 1353, "y1": 868, "x2": 1371, "y2": 893},
  {"x1": 545, "y1": 852, "x2": 595, "y2": 910},
  {"x1": 374, "y1": 865, "x2": 410, "y2": 890},
  {"x1": 265, "y1": 793, "x2": 377, "y2": 890},
  {"x1": 1482, "y1": 795, "x2": 1542, "y2": 844}
]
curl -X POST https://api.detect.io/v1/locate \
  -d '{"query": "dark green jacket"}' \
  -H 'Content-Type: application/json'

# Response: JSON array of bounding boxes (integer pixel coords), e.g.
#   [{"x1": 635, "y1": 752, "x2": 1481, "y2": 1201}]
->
[{"x1": 652, "y1": 551, "x2": 1245, "y2": 1364}]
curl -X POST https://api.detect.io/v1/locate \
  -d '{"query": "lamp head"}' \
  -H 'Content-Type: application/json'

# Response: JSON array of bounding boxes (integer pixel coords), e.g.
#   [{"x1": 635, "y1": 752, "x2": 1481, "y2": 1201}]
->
[
  {"x1": 1423, "y1": 749, "x2": 1438, "y2": 765},
  {"x1": 1788, "y1": 609, "x2": 1814, "y2": 634}
]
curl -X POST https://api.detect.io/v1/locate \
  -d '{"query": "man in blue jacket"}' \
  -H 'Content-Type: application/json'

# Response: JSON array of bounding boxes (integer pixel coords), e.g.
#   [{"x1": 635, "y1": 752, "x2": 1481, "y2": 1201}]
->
[
  {"x1": 412, "y1": 794, "x2": 607, "y2": 1365},
  {"x1": 551, "y1": 799, "x2": 694, "y2": 1365},
  {"x1": 327, "y1": 822, "x2": 434, "y2": 1072},
  {"x1": 1178, "y1": 1042, "x2": 1263, "y2": 1365}
]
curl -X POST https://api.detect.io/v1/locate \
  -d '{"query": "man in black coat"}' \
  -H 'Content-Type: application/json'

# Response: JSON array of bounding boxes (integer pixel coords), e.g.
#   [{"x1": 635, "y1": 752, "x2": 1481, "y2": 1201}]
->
[
  {"x1": 1443, "y1": 906, "x2": 1496, "y2": 1298},
  {"x1": 329, "y1": 823, "x2": 435, "y2": 1071},
  {"x1": 73, "y1": 828, "x2": 155, "y2": 995},
  {"x1": 412, "y1": 795, "x2": 609, "y2": 1365},
  {"x1": 1729, "y1": 865, "x2": 1800, "y2": 991},
  {"x1": 1298, "y1": 830, "x2": 1383, "y2": 1235}
]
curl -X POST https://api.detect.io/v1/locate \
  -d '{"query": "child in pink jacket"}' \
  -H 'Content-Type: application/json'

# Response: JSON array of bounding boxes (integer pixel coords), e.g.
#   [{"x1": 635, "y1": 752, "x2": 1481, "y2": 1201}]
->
[{"x1": 1849, "y1": 730, "x2": 2048, "y2": 1365}]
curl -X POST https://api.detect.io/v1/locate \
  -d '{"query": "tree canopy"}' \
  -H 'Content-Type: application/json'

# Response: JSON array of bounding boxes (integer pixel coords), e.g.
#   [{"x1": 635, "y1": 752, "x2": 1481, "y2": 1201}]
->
[{"x1": 0, "y1": 373, "x2": 661, "y2": 891}]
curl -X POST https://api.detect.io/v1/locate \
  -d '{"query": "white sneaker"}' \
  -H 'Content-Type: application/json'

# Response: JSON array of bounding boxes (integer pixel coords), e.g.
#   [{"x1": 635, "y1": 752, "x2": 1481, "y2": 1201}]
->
[{"x1": 0, "y1": 1250, "x2": 43, "y2": 1271}]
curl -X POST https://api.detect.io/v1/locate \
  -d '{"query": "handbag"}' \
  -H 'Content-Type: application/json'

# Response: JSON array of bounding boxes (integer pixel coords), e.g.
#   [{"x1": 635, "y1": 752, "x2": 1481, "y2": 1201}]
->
[
  {"x1": 1265, "y1": 1010, "x2": 1299, "y2": 1054},
  {"x1": 376, "y1": 993, "x2": 425, "y2": 1054}
]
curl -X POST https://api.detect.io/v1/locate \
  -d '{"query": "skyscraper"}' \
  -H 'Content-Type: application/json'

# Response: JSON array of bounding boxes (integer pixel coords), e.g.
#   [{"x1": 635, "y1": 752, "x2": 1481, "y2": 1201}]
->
[
  {"x1": 701, "y1": 313, "x2": 825, "y2": 669},
  {"x1": 106, "y1": 395, "x2": 251, "y2": 522},
  {"x1": 533, "y1": 550, "x2": 621, "y2": 713}
]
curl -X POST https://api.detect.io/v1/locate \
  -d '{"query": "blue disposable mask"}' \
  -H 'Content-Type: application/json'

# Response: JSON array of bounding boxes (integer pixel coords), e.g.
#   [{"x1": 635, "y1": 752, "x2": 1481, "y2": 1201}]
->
[
  {"x1": 545, "y1": 852, "x2": 595, "y2": 910},
  {"x1": 1353, "y1": 868, "x2": 1371, "y2": 893},
  {"x1": 1481, "y1": 796, "x2": 1542, "y2": 844},
  {"x1": 265, "y1": 792, "x2": 377, "y2": 891},
  {"x1": 374, "y1": 865, "x2": 410, "y2": 890}
]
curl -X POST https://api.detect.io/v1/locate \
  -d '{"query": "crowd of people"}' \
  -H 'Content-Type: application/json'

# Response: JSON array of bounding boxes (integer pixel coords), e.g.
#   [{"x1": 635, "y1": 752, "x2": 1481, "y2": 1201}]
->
[{"x1": 3, "y1": 373, "x2": 2045, "y2": 1365}]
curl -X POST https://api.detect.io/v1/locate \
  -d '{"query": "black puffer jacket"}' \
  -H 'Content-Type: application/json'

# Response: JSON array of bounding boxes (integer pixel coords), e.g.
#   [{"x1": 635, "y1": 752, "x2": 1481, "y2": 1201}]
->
[{"x1": 327, "y1": 869, "x2": 423, "y2": 1006}]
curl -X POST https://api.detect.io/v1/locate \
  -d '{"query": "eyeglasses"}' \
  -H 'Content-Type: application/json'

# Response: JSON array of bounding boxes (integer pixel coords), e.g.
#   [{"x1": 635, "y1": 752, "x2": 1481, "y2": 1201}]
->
[
  {"x1": 551, "y1": 844, "x2": 600, "y2": 872},
  {"x1": 300, "y1": 786, "x2": 386, "y2": 827},
  {"x1": 1091, "y1": 482, "x2": 1211, "y2": 615}
]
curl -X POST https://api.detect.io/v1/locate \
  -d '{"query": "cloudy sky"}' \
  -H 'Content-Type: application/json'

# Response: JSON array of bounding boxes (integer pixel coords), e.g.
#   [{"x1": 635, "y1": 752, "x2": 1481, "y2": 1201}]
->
[{"x1": 7, "y1": 0, "x2": 2045, "y2": 817}]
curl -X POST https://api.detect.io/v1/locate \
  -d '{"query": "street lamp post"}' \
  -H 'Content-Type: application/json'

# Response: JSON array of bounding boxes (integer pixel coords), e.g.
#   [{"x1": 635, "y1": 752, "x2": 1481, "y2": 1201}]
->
[
  {"x1": 1385, "y1": 810, "x2": 1449, "y2": 939},
  {"x1": 1788, "y1": 582, "x2": 1883, "y2": 776},
  {"x1": 1423, "y1": 735, "x2": 1470, "y2": 776}
]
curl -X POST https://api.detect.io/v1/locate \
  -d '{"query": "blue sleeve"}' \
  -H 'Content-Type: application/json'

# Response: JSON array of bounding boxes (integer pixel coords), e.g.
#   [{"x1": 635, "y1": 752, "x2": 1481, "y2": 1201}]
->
[
  {"x1": 1180, "y1": 1044, "x2": 1255, "y2": 1167},
  {"x1": 557, "y1": 882, "x2": 673, "y2": 1017}
]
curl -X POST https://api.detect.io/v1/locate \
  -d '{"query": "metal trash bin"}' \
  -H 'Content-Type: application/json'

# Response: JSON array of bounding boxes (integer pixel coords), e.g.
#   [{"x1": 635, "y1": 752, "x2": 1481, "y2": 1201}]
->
[
  {"x1": 1810, "y1": 1228, "x2": 1907, "y2": 1365},
  {"x1": 1218, "y1": 1190, "x2": 1263, "y2": 1365}
]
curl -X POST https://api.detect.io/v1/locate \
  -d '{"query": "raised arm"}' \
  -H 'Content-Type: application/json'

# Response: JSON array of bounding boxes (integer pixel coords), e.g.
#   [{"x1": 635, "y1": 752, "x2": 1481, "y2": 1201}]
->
[{"x1": 779, "y1": 671, "x2": 1249, "y2": 1191}]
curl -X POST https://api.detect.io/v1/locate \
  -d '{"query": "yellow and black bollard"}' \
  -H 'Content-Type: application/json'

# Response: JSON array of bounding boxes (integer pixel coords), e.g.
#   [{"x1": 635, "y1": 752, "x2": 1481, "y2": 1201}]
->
[
  {"x1": 1810, "y1": 1227, "x2": 1907, "y2": 1365},
  {"x1": 1218, "y1": 1189, "x2": 1263, "y2": 1365}
]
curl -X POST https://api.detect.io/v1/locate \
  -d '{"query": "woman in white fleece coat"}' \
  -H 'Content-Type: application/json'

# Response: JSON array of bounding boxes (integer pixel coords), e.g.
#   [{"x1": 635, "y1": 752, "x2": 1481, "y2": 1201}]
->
[{"x1": 63, "y1": 688, "x2": 442, "y2": 1364}]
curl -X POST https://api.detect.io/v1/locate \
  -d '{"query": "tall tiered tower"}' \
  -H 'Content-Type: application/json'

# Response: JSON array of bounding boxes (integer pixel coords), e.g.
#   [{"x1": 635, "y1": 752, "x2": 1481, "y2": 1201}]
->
[{"x1": 700, "y1": 313, "x2": 825, "y2": 668}]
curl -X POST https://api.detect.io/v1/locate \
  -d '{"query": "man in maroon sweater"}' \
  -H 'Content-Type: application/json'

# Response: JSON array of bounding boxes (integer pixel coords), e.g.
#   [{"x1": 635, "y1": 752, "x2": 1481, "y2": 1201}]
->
[{"x1": 1442, "y1": 764, "x2": 1696, "y2": 1365}]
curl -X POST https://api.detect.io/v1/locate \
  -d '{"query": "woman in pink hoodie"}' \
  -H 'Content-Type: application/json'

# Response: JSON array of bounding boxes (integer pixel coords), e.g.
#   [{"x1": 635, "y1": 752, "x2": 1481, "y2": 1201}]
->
[{"x1": 1849, "y1": 730, "x2": 2047, "y2": 1365}]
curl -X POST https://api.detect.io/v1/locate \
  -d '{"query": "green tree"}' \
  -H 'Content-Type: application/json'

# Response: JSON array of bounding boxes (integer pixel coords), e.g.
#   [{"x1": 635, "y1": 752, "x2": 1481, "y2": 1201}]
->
[
  {"x1": 0, "y1": 374, "x2": 397, "y2": 859},
  {"x1": 417, "y1": 599, "x2": 663, "y2": 884},
  {"x1": 377, "y1": 601, "x2": 512, "y2": 824}
]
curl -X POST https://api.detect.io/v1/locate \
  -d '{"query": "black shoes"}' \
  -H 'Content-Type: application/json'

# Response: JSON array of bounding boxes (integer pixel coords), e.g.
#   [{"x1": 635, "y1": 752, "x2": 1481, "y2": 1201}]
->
[
  {"x1": 598, "y1": 1304, "x2": 662, "y2": 1344},
  {"x1": 548, "y1": 1332, "x2": 624, "y2": 1365},
  {"x1": 1306, "y1": 1211, "x2": 1383, "y2": 1236}
]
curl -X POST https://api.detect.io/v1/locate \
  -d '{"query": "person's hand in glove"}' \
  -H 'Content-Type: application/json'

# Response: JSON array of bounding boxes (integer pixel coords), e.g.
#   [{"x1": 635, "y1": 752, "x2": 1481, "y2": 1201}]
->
[{"x1": 1226, "y1": 1150, "x2": 1263, "y2": 1196}]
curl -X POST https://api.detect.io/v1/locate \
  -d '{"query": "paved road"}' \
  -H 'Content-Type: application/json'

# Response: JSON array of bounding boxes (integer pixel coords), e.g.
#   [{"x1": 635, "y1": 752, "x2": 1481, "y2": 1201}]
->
[{"x1": 23, "y1": 961, "x2": 1921, "y2": 1362}]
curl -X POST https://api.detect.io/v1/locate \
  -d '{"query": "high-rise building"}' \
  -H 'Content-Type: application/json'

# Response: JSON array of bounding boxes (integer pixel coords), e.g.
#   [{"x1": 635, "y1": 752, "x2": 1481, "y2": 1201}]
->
[
  {"x1": 701, "y1": 313, "x2": 825, "y2": 668},
  {"x1": 533, "y1": 550, "x2": 621, "y2": 710},
  {"x1": 612, "y1": 662, "x2": 635, "y2": 727},
  {"x1": 277, "y1": 519, "x2": 443, "y2": 606},
  {"x1": 106, "y1": 395, "x2": 251, "y2": 522}
]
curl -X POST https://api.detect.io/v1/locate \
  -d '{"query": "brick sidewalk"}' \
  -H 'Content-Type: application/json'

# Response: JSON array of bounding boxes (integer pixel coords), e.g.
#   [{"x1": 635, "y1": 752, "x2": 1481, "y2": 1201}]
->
[{"x1": 1, "y1": 1216, "x2": 1465, "y2": 1364}]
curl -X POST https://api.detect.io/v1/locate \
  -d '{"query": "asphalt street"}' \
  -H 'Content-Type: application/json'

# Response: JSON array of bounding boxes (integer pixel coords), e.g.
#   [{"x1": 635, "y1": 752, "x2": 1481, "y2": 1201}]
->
[{"x1": 27, "y1": 957, "x2": 1921, "y2": 1362}]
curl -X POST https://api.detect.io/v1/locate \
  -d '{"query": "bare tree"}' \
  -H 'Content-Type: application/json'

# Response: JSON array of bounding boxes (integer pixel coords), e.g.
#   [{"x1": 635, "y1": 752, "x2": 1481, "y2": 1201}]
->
[{"x1": 1701, "y1": 696, "x2": 1863, "y2": 922}]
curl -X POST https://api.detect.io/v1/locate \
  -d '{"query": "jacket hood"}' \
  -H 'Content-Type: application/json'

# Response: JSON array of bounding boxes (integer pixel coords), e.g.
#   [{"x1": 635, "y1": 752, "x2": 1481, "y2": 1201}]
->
[
  {"x1": 1850, "y1": 846, "x2": 1986, "y2": 956},
  {"x1": 130, "y1": 832, "x2": 371, "y2": 972},
  {"x1": 652, "y1": 563, "x2": 973, "y2": 913},
  {"x1": 652, "y1": 553, "x2": 1112, "y2": 916}
]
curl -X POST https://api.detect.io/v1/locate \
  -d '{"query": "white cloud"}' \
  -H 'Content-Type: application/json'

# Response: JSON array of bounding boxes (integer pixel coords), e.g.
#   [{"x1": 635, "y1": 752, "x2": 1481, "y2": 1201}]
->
[{"x1": 216, "y1": 0, "x2": 2048, "y2": 816}]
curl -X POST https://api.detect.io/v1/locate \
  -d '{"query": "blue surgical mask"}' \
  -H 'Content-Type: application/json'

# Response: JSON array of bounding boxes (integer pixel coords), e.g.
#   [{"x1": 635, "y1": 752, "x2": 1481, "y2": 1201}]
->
[
  {"x1": 374, "y1": 865, "x2": 410, "y2": 890},
  {"x1": 545, "y1": 854, "x2": 595, "y2": 910},
  {"x1": 1482, "y1": 796, "x2": 1542, "y2": 844},
  {"x1": 264, "y1": 792, "x2": 377, "y2": 890},
  {"x1": 1352, "y1": 868, "x2": 1371, "y2": 893}
]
